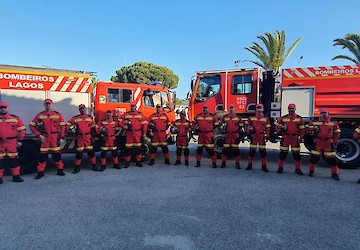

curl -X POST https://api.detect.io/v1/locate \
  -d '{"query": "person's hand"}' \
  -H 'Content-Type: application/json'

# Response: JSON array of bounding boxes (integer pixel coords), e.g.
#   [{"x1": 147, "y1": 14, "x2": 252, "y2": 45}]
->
[
  {"x1": 17, "y1": 142, "x2": 23, "y2": 148},
  {"x1": 58, "y1": 138, "x2": 65, "y2": 145},
  {"x1": 39, "y1": 135, "x2": 46, "y2": 143}
]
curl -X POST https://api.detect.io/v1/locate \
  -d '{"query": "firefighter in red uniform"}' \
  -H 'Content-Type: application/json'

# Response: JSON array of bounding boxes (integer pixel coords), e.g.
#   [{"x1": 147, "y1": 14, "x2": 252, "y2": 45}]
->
[
  {"x1": 275, "y1": 103, "x2": 305, "y2": 175},
  {"x1": 353, "y1": 126, "x2": 360, "y2": 184},
  {"x1": 0, "y1": 101, "x2": 26, "y2": 184},
  {"x1": 119, "y1": 101, "x2": 147, "y2": 168},
  {"x1": 97, "y1": 110, "x2": 120, "y2": 171},
  {"x1": 245, "y1": 103, "x2": 271, "y2": 172},
  {"x1": 67, "y1": 104, "x2": 99, "y2": 174},
  {"x1": 30, "y1": 99, "x2": 66, "y2": 179},
  {"x1": 148, "y1": 104, "x2": 171, "y2": 165},
  {"x1": 220, "y1": 104, "x2": 244, "y2": 169},
  {"x1": 172, "y1": 110, "x2": 192, "y2": 166},
  {"x1": 193, "y1": 104, "x2": 219, "y2": 168},
  {"x1": 308, "y1": 107, "x2": 341, "y2": 180}
]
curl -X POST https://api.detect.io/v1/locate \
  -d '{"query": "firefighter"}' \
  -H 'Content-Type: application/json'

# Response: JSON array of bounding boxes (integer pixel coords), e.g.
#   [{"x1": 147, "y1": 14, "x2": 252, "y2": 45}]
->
[
  {"x1": 193, "y1": 104, "x2": 219, "y2": 168},
  {"x1": 245, "y1": 103, "x2": 271, "y2": 172},
  {"x1": 275, "y1": 103, "x2": 305, "y2": 175},
  {"x1": 220, "y1": 104, "x2": 244, "y2": 169},
  {"x1": 148, "y1": 104, "x2": 171, "y2": 165},
  {"x1": 353, "y1": 126, "x2": 360, "y2": 184},
  {"x1": 172, "y1": 110, "x2": 192, "y2": 166},
  {"x1": 97, "y1": 110, "x2": 120, "y2": 171},
  {"x1": 30, "y1": 99, "x2": 66, "y2": 179},
  {"x1": 67, "y1": 104, "x2": 99, "y2": 174},
  {"x1": 119, "y1": 101, "x2": 147, "y2": 168},
  {"x1": 0, "y1": 101, "x2": 26, "y2": 184},
  {"x1": 307, "y1": 107, "x2": 341, "y2": 180}
]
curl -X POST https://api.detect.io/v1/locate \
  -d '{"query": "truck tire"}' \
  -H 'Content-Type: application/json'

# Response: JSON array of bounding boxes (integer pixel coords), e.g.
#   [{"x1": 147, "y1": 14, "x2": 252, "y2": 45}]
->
[
  {"x1": 141, "y1": 139, "x2": 151, "y2": 161},
  {"x1": 214, "y1": 134, "x2": 225, "y2": 154},
  {"x1": 18, "y1": 140, "x2": 39, "y2": 174},
  {"x1": 336, "y1": 128, "x2": 360, "y2": 169}
]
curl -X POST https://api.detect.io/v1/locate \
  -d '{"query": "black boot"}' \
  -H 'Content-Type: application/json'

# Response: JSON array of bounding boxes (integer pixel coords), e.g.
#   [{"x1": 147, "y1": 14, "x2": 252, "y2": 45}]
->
[
  {"x1": 235, "y1": 163, "x2": 241, "y2": 169},
  {"x1": 136, "y1": 161, "x2": 143, "y2": 167},
  {"x1": 262, "y1": 165, "x2": 269, "y2": 172},
  {"x1": 331, "y1": 173, "x2": 340, "y2": 180},
  {"x1": 246, "y1": 164, "x2": 252, "y2": 170},
  {"x1": 220, "y1": 162, "x2": 226, "y2": 168},
  {"x1": 57, "y1": 169, "x2": 65, "y2": 176},
  {"x1": 35, "y1": 171, "x2": 44, "y2": 179},
  {"x1": 308, "y1": 170, "x2": 314, "y2": 177},
  {"x1": 295, "y1": 169, "x2": 304, "y2": 175},
  {"x1": 212, "y1": 163, "x2": 217, "y2": 168},
  {"x1": 165, "y1": 158, "x2": 171, "y2": 165},
  {"x1": 149, "y1": 159, "x2": 155, "y2": 166},
  {"x1": 123, "y1": 162, "x2": 130, "y2": 168},
  {"x1": 100, "y1": 165, "x2": 106, "y2": 171},
  {"x1": 174, "y1": 160, "x2": 181, "y2": 165},
  {"x1": 277, "y1": 167, "x2": 283, "y2": 173},
  {"x1": 13, "y1": 175, "x2": 24, "y2": 182},
  {"x1": 73, "y1": 166, "x2": 80, "y2": 174},
  {"x1": 358, "y1": 178, "x2": 360, "y2": 184},
  {"x1": 92, "y1": 164, "x2": 99, "y2": 171},
  {"x1": 195, "y1": 161, "x2": 200, "y2": 167},
  {"x1": 113, "y1": 164, "x2": 121, "y2": 169},
  {"x1": 0, "y1": 178, "x2": 3, "y2": 184},
  {"x1": 185, "y1": 160, "x2": 189, "y2": 166}
]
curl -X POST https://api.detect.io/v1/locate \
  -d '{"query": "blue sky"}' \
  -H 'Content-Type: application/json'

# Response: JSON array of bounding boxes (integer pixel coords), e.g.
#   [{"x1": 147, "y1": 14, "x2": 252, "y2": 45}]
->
[{"x1": 1, "y1": 0, "x2": 359, "y2": 99}]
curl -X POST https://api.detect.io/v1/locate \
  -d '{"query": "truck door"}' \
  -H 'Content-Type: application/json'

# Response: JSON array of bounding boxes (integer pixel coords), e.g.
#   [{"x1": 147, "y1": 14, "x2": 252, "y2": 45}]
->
[{"x1": 226, "y1": 72, "x2": 257, "y2": 115}]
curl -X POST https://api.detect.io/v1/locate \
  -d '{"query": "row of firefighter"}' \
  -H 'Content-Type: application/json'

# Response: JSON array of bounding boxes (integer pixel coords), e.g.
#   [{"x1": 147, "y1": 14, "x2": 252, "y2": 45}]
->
[{"x1": 1, "y1": 99, "x2": 360, "y2": 185}]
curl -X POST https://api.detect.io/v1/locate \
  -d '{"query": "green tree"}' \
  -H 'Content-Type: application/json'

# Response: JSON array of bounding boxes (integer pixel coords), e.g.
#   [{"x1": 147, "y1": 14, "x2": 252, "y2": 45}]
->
[
  {"x1": 175, "y1": 98, "x2": 183, "y2": 106},
  {"x1": 91, "y1": 76, "x2": 99, "y2": 89},
  {"x1": 111, "y1": 62, "x2": 179, "y2": 89},
  {"x1": 245, "y1": 30, "x2": 302, "y2": 75},
  {"x1": 332, "y1": 33, "x2": 360, "y2": 64}
]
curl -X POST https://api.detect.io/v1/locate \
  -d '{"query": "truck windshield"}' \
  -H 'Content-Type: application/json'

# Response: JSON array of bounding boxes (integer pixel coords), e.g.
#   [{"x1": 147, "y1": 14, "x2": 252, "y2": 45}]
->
[{"x1": 196, "y1": 75, "x2": 220, "y2": 100}]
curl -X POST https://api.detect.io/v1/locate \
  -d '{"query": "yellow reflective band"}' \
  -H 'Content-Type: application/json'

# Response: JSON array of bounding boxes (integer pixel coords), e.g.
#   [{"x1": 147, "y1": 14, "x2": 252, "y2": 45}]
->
[
  {"x1": 17, "y1": 126, "x2": 26, "y2": 130},
  {"x1": 324, "y1": 152, "x2": 336, "y2": 156},
  {"x1": 84, "y1": 146, "x2": 93, "y2": 150},
  {"x1": 40, "y1": 148, "x2": 50, "y2": 152},
  {"x1": 59, "y1": 122, "x2": 66, "y2": 125},
  {"x1": 291, "y1": 147, "x2": 301, "y2": 151},
  {"x1": 50, "y1": 115, "x2": 59, "y2": 119},
  {"x1": 282, "y1": 118, "x2": 290, "y2": 122},
  {"x1": 6, "y1": 119, "x2": 18, "y2": 122},
  {"x1": 355, "y1": 128, "x2": 360, "y2": 133},
  {"x1": 76, "y1": 147, "x2": 85, "y2": 151},
  {"x1": 7, "y1": 152, "x2": 18, "y2": 157},
  {"x1": 50, "y1": 147, "x2": 61, "y2": 151},
  {"x1": 205, "y1": 117, "x2": 213, "y2": 120},
  {"x1": 299, "y1": 125, "x2": 305, "y2": 129},
  {"x1": 198, "y1": 144, "x2": 205, "y2": 147},
  {"x1": 260, "y1": 118, "x2": 267, "y2": 122},
  {"x1": 259, "y1": 145, "x2": 266, "y2": 149},
  {"x1": 313, "y1": 122, "x2": 322, "y2": 125},
  {"x1": 293, "y1": 118, "x2": 301, "y2": 122},
  {"x1": 250, "y1": 118, "x2": 257, "y2": 121},
  {"x1": 39, "y1": 116, "x2": 47, "y2": 119},
  {"x1": 311, "y1": 150, "x2": 321, "y2": 155},
  {"x1": 280, "y1": 146, "x2": 289, "y2": 151},
  {"x1": 223, "y1": 144, "x2": 231, "y2": 148},
  {"x1": 0, "y1": 153, "x2": 6, "y2": 157},
  {"x1": 30, "y1": 122, "x2": 36, "y2": 125},
  {"x1": 325, "y1": 122, "x2": 335, "y2": 126}
]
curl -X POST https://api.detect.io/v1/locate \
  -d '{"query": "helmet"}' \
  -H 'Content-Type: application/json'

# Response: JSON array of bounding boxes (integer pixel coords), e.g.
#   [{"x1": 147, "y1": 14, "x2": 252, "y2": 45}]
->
[
  {"x1": 248, "y1": 126, "x2": 256, "y2": 134},
  {"x1": 193, "y1": 124, "x2": 200, "y2": 135},
  {"x1": 148, "y1": 121, "x2": 156, "y2": 130},
  {"x1": 68, "y1": 124, "x2": 77, "y2": 136},
  {"x1": 313, "y1": 125, "x2": 320, "y2": 134},
  {"x1": 101, "y1": 127, "x2": 107, "y2": 136},
  {"x1": 219, "y1": 123, "x2": 227, "y2": 134},
  {"x1": 280, "y1": 124, "x2": 288, "y2": 133},
  {"x1": 170, "y1": 126, "x2": 179, "y2": 134},
  {"x1": 127, "y1": 120, "x2": 132, "y2": 129}
]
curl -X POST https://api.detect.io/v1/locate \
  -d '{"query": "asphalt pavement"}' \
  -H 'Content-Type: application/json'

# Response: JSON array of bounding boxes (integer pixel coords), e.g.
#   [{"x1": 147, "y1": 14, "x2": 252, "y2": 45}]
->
[{"x1": 0, "y1": 142, "x2": 360, "y2": 250}]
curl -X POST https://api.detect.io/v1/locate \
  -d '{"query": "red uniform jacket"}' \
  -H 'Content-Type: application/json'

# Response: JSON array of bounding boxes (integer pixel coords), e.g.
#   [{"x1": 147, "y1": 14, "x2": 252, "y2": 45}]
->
[
  {"x1": 30, "y1": 110, "x2": 65, "y2": 138},
  {"x1": 275, "y1": 114, "x2": 305, "y2": 139},
  {"x1": 0, "y1": 114, "x2": 26, "y2": 142}
]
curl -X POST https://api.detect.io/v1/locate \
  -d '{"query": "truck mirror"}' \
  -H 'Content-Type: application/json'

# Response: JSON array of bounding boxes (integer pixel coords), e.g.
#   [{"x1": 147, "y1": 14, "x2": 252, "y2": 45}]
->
[
  {"x1": 144, "y1": 88, "x2": 154, "y2": 96},
  {"x1": 171, "y1": 91, "x2": 176, "y2": 104}
]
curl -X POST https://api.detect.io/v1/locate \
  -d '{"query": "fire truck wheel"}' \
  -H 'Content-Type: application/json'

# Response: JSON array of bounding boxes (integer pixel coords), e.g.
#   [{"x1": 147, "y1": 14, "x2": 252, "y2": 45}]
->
[
  {"x1": 141, "y1": 140, "x2": 151, "y2": 161},
  {"x1": 336, "y1": 128, "x2": 360, "y2": 169},
  {"x1": 214, "y1": 134, "x2": 225, "y2": 154},
  {"x1": 303, "y1": 134, "x2": 314, "y2": 152},
  {"x1": 19, "y1": 140, "x2": 40, "y2": 174}
]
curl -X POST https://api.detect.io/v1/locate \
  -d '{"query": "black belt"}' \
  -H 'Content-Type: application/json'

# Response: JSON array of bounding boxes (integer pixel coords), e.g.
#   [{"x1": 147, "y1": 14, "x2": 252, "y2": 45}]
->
[
  {"x1": 0, "y1": 136, "x2": 17, "y2": 140},
  {"x1": 76, "y1": 132, "x2": 91, "y2": 135}
]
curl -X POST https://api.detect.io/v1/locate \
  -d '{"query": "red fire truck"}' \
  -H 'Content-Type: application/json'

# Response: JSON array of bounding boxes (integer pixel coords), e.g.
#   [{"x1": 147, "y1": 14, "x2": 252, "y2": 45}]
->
[
  {"x1": 0, "y1": 64, "x2": 176, "y2": 173},
  {"x1": 188, "y1": 64, "x2": 360, "y2": 168}
]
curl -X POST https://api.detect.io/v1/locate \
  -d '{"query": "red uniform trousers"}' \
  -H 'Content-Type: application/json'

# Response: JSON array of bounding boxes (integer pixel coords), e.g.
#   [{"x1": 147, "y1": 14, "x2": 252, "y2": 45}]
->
[
  {"x1": 124, "y1": 130, "x2": 142, "y2": 163},
  {"x1": 0, "y1": 139, "x2": 21, "y2": 177},
  {"x1": 248, "y1": 134, "x2": 267, "y2": 166},
  {"x1": 74, "y1": 133, "x2": 96, "y2": 166},
  {"x1": 150, "y1": 131, "x2": 169, "y2": 160},
  {"x1": 222, "y1": 132, "x2": 241, "y2": 164},
  {"x1": 196, "y1": 132, "x2": 216, "y2": 163},
  {"x1": 100, "y1": 136, "x2": 118, "y2": 166},
  {"x1": 278, "y1": 135, "x2": 301, "y2": 169},
  {"x1": 309, "y1": 138, "x2": 339, "y2": 174},
  {"x1": 37, "y1": 134, "x2": 64, "y2": 172}
]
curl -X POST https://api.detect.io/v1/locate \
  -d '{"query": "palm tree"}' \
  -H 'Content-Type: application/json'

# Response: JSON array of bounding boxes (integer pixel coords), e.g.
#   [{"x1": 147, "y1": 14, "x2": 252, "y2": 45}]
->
[
  {"x1": 332, "y1": 33, "x2": 360, "y2": 64},
  {"x1": 245, "y1": 30, "x2": 302, "y2": 75}
]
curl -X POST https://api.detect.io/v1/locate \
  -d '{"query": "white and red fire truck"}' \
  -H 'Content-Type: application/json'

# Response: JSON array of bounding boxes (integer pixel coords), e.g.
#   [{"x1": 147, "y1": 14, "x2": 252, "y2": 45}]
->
[
  {"x1": 0, "y1": 64, "x2": 176, "y2": 173},
  {"x1": 188, "y1": 64, "x2": 360, "y2": 168}
]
